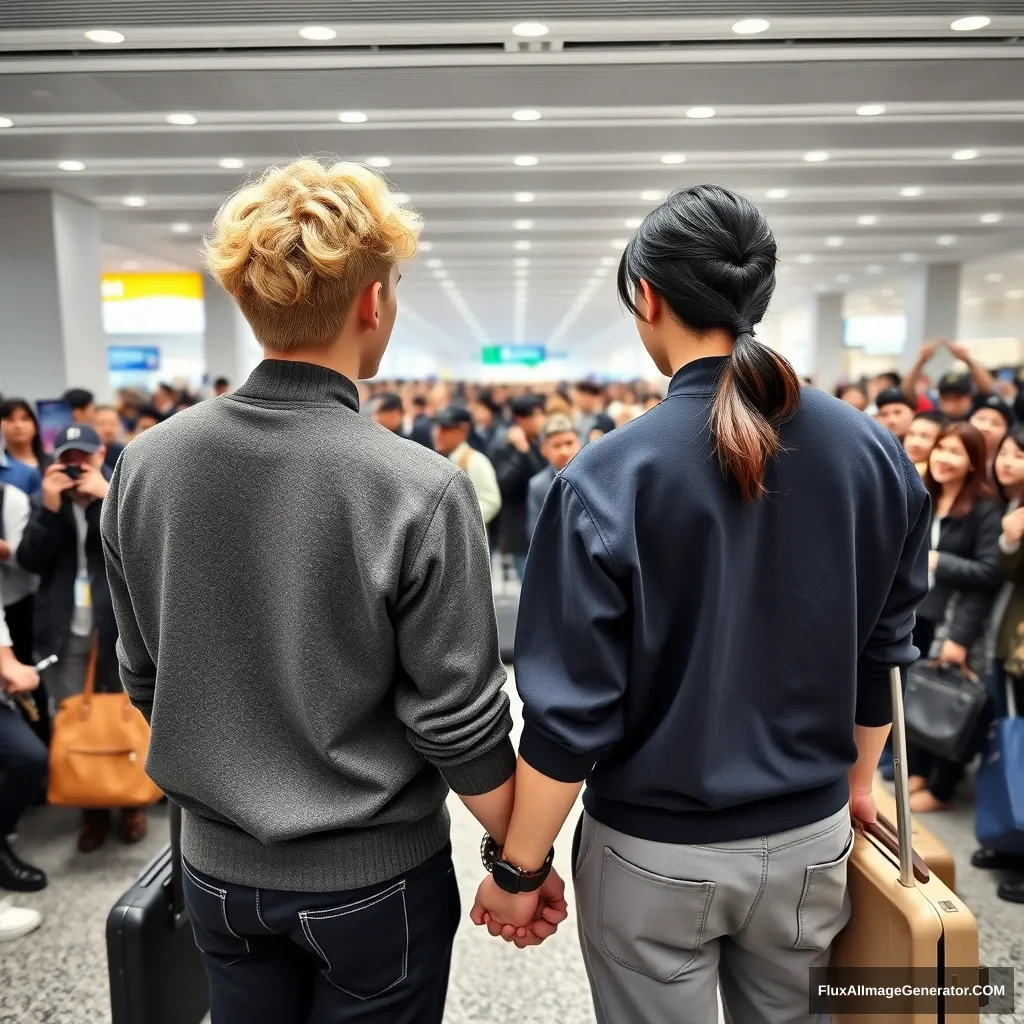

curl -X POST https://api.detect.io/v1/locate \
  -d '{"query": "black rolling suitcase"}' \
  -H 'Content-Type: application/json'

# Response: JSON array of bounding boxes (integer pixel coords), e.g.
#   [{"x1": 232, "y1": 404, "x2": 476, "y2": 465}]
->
[
  {"x1": 107, "y1": 804, "x2": 210, "y2": 1024},
  {"x1": 494, "y1": 555, "x2": 520, "y2": 663}
]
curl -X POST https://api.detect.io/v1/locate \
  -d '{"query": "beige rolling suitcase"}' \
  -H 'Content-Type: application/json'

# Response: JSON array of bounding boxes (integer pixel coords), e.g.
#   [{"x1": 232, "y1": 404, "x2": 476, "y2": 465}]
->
[{"x1": 830, "y1": 668, "x2": 984, "y2": 1023}]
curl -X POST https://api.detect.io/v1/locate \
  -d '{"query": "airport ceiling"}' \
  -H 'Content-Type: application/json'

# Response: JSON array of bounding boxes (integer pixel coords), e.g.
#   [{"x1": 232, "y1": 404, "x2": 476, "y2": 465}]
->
[{"x1": 1, "y1": 3, "x2": 1024, "y2": 358}]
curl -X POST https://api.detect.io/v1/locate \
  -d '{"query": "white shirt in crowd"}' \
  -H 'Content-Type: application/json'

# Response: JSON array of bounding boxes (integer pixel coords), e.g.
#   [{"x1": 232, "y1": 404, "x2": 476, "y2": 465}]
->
[
  {"x1": 448, "y1": 442, "x2": 502, "y2": 526},
  {"x1": 0, "y1": 483, "x2": 37, "y2": 608}
]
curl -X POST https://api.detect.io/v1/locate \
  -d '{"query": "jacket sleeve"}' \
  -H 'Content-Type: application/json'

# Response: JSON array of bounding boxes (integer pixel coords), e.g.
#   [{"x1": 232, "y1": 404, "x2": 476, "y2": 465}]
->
[
  {"x1": 470, "y1": 452, "x2": 502, "y2": 525},
  {"x1": 392, "y1": 471, "x2": 515, "y2": 796},
  {"x1": 515, "y1": 476, "x2": 631, "y2": 782},
  {"x1": 16, "y1": 504, "x2": 64, "y2": 576},
  {"x1": 856, "y1": 458, "x2": 931, "y2": 726},
  {"x1": 525, "y1": 474, "x2": 545, "y2": 540},
  {"x1": 494, "y1": 445, "x2": 545, "y2": 499},
  {"x1": 945, "y1": 502, "x2": 1003, "y2": 649},
  {"x1": 100, "y1": 462, "x2": 158, "y2": 722}
]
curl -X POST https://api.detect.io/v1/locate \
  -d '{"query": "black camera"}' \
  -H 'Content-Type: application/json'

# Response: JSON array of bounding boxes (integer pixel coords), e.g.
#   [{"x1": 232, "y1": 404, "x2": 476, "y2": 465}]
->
[{"x1": 62, "y1": 465, "x2": 83, "y2": 482}]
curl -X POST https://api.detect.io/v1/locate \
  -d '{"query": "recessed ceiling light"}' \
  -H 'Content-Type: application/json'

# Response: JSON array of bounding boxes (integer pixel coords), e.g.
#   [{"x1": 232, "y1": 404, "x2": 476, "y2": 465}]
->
[
  {"x1": 514, "y1": 155, "x2": 539, "y2": 167},
  {"x1": 803, "y1": 150, "x2": 831, "y2": 163},
  {"x1": 171, "y1": 222, "x2": 191, "y2": 234},
  {"x1": 686, "y1": 106, "x2": 716, "y2": 119},
  {"x1": 640, "y1": 189, "x2": 666, "y2": 202},
  {"x1": 661, "y1": 153, "x2": 686, "y2": 165},
  {"x1": 950, "y1": 15, "x2": 991, "y2": 31},
  {"x1": 425, "y1": 258, "x2": 443, "y2": 269},
  {"x1": 122, "y1": 260, "x2": 140, "y2": 270},
  {"x1": 166, "y1": 113, "x2": 198, "y2": 126},
  {"x1": 732, "y1": 18, "x2": 770, "y2": 34},
  {"x1": 338, "y1": 111, "x2": 368, "y2": 123},
  {"x1": 611, "y1": 238, "x2": 628, "y2": 248},
  {"x1": 432, "y1": 269, "x2": 448, "y2": 279},
  {"x1": 796, "y1": 254, "x2": 814, "y2": 264},
  {"x1": 299, "y1": 25, "x2": 337, "y2": 40},
  {"x1": 515, "y1": 257, "x2": 531, "y2": 268},
  {"x1": 419, "y1": 241, "x2": 434, "y2": 252},
  {"x1": 856, "y1": 103, "x2": 887, "y2": 117},
  {"x1": 85, "y1": 29, "x2": 125, "y2": 44},
  {"x1": 514, "y1": 192, "x2": 536, "y2": 203},
  {"x1": 857, "y1": 214, "x2": 879, "y2": 226},
  {"x1": 766, "y1": 188, "x2": 788, "y2": 199},
  {"x1": 624, "y1": 217, "x2": 643, "y2": 228},
  {"x1": 986, "y1": 272, "x2": 1004, "y2": 283},
  {"x1": 900, "y1": 185, "x2": 924, "y2": 197},
  {"x1": 512, "y1": 21, "x2": 549, "y2": 37},
  {"x1": 512, "y1": 109, "x2": 542, "y2": 122},
  {"x1": 366, "y1": 156, "x2": 392, "y2": 168},
  {"x1": 980, "y1": 211, "x2": 1003, "y2": 224},
  {"x1": 825, "y1": 236, "x2": 844, "y2": 247},
  {"x1": 218, "y1": 157, "x2": 244, "y2": 169},
  {"x1": 514, "y1": 240, "x2": 532, "y2": 251},
  {"x1": 391, "y1": 192, "x2": 410, "y2": 204},
  {"x1": 952, "y1": 148, "x2": 978, "y2": 161},
  {"x1": 601, "y1": 256, "x2": 617, "y2": 267},
  {"x1": 0, "y1": 117, "x2": 12, "y2": 129},
  {"x1": 1007, "y1": 289, "x2": 1024, "y2": 300},
  {"x1": 900, "y1": 252, "x2": 919, "y2": 262},
  {"x1": 837, "y1": 274, "x2": 852, "y2": 284},
  {"x1": 937, "y1": 234, "x2": 957, "y2": 245},
  {"x1": 866, "y1": 264, "x2": 884, "y2": 274},
  {"x1": 122, "y1": 196, "x2": 147, "y2": 207},
  {"x1": 58, "y1": 160, "x2": 86, "y2": 171},
  {"x1": 514, "y1": 219, "x2": 533, "y2": 230}
]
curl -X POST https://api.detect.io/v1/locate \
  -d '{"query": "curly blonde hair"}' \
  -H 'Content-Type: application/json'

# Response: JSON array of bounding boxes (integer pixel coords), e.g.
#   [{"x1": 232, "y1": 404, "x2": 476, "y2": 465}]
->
[{"x1": 204, "y1": 158, "x2": 421, "y2": 352}]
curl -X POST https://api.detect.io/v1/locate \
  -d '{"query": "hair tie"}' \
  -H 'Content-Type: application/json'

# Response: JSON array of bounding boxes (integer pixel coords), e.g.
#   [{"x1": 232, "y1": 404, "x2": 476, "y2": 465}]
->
[{"x1": 734, "y1": 322, "x2": 756, "y2": 339}]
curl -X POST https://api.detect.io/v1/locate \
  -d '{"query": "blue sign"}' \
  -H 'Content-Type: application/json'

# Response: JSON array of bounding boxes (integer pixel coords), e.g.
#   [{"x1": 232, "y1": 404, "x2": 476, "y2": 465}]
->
[{"x1": 108, "y1": 345, "x2": 160, "y2": 372}]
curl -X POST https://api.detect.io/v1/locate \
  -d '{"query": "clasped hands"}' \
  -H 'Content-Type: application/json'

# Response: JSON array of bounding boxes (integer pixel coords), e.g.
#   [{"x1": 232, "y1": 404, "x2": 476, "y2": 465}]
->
[{"x1": 470, "y1": 868, "x2": 569, "y2": 949}]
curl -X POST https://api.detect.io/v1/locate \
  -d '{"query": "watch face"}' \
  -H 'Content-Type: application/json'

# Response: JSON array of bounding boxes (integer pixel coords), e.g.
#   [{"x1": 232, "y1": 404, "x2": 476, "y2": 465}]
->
[{"x1": 492, "y1": 859, "x2": 522, "y2": 894}]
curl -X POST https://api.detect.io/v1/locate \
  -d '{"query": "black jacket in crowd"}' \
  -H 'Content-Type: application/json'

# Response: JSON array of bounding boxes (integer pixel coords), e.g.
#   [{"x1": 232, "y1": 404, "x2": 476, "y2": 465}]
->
[
  {"x1": 17, "y1": 477, "x2": 117, "y2": 661},
  {"x1": 491, "y1": 439, "x2": 548, "y2": 556},
  {"x1": 918, "y1": 499, "x2": 1003, "y2": 650}
]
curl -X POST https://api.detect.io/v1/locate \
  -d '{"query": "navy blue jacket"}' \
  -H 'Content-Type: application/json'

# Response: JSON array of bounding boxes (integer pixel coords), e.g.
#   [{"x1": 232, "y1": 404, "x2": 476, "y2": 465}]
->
[{"x1": 516, "y1": 356, "x2": 930, "y2": 844}]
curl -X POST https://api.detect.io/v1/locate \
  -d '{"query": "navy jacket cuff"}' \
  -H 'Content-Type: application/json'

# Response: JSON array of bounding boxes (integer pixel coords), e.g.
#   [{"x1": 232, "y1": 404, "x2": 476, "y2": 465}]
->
[
  {"x1": 856, "y1": 662, "x2": 899, "y2": 727},
  {"x1": 519, "y1": 721, "x2": 594, "y2": 783}
]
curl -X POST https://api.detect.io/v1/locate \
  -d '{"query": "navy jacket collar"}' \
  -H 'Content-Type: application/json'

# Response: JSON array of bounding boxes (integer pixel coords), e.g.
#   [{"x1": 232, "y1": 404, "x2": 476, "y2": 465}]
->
[
  {"x1": 234, "y1": 360, "x2": 360, "y2": 411},
  {"x1": 667, "y1": 356, "x2": 730, "y2": 398}
]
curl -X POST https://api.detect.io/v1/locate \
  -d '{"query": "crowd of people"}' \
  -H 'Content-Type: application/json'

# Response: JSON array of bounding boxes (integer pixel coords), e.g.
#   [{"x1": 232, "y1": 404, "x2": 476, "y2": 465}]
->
[{"x1": 839, "y1": 338, "x2": 1024, "y2": 905}]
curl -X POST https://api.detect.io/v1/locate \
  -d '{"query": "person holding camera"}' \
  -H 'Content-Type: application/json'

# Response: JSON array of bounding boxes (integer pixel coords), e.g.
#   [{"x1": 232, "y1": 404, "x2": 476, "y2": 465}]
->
[{"x1": 16, "y1": 425, "x2": 147, "y2": 852}]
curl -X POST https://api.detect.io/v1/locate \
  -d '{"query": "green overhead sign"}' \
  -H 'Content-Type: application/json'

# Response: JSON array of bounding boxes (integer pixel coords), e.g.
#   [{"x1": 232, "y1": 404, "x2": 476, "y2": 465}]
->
[{"x1": 481, "y1": 345, "x2": 547, "y2": 367}]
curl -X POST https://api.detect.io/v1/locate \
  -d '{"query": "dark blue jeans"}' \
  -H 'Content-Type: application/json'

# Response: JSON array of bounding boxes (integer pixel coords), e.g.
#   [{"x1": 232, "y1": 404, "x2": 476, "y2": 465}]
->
[
  {"x1": 183, "y1": 843, "x2": 460, "y2": 1024},
  {"x1": 0, "y1": 702, "x2": 49, "y2": 836}
]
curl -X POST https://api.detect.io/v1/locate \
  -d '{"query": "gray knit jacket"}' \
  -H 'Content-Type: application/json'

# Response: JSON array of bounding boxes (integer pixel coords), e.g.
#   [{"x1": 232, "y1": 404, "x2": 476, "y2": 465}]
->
[{"x1": 101, "y1": 360, "x2": 514, "y2": 892}]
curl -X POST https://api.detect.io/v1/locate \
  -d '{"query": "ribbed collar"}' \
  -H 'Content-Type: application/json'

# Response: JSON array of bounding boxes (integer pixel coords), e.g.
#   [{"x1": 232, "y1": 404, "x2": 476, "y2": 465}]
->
[
  {"x1": 666, "y1": 355, "x2": 730, "y2": 398},
  {"x1": 233, "y1": 359, "x2": 360, "y2": 411}
]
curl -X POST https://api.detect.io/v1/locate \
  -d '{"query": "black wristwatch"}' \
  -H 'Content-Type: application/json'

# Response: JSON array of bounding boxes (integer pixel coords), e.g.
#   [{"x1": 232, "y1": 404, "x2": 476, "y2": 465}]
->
[{"x1": 480, "y1": 834, "x2": 555, "y2": 894}]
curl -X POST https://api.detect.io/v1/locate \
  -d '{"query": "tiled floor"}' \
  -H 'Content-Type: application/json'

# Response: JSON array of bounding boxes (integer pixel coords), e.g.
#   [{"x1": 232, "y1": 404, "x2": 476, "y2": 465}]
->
[{"x1": 2, "y1": 674, "x2": 1021, "y2": 1023}]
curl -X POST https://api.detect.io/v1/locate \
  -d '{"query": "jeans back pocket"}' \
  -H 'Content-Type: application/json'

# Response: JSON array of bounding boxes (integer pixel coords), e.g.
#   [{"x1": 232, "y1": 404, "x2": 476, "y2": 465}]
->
[
  {"x1": 299, "y1": 880, "x2": 409, "y2": 1000},
  {"x1": 599, "y1": 847, "x2": 716, "y2": 982},
  {"x1": 181, "y1": 861, "x2": 250, "y2": 968},
  {"x1": 794, "y1": 828, "x2": 855, "y2": 952}
]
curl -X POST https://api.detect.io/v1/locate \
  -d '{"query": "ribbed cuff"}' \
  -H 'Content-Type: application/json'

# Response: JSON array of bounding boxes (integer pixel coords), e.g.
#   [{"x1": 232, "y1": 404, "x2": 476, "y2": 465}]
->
[
  {"x1": 1000, "y1": 534, "x2": 1020, "y2": 556},
  {"x1": 519, "y1": 721, "x2": 594, "y2": 783},
  {"x1": 856, "y1": 663, "x2": 896, "y2": 727},
  {"x1": 438, "y1": 738, "x2": 516, "y2": 796}
]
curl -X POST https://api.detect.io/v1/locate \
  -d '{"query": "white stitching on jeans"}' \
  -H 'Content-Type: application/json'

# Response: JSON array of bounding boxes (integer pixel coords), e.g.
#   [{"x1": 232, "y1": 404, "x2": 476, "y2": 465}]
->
[
  {"x1": 181, "y1": 861, "x2": 250, "y2": 961},
  {"x1": 181, "y1": 860, "x2": 226, "y2": 899},
  {"x1": 300, "y1": 880, "x2": 406, "y2": 921},
  {"x1": 255, "y1": 890, "x2": 278, "y2": 935}
]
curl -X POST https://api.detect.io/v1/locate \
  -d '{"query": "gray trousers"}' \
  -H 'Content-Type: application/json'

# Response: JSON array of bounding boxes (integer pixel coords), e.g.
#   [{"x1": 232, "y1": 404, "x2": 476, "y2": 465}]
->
[{"x1": 574, "y1": 805, "x2": 853, "y2": 1024}]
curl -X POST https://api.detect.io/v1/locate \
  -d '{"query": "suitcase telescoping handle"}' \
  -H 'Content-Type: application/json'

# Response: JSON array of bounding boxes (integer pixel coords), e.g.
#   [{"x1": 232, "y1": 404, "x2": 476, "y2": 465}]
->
[
  {"x1": 888, "y1": 665, "x2": 916, "y2": 888},
  {"x1": 168, "y1": 802, "x2": 188, "y2": 926}
]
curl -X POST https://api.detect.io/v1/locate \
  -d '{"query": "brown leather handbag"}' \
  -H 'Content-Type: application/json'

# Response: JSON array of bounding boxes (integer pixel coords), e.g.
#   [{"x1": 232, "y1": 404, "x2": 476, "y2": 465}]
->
[{"x1": 47, "y1": 638, "x2": 162, "y2": 808}]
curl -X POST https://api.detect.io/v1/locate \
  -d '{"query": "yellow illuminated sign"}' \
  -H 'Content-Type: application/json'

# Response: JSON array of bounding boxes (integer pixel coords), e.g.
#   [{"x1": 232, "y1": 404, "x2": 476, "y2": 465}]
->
[{"x1": 101, "y1": 272, "x2": 204, "y2": 302}]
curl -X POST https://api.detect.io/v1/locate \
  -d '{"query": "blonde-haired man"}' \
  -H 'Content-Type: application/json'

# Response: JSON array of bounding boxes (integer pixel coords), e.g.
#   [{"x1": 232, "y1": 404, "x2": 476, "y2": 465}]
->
[{"x1": 101, "y1": 160, "x2": 566, "y2": 1023}]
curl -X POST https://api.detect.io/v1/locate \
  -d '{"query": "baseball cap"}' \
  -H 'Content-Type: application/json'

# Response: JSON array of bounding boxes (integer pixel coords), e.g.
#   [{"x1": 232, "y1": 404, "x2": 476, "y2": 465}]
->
[
  {"x1": 541, "y1": 414, "x2": 577, "y2": 440},
  {"x1": 433, "y1": 405, "x2": 473, "y2": 428},
  {"x1": 875, "y1": 388, "x2": 914, "y2": 411},
  {"x1": 973, "y1": 393, "x2": 1014, "y2": 426},
  {"x1": 53, "y1": 424, "x2": 102, "y2": 458},
  {"x1": 938, "y1": 372, "x2": 973, "y2": 396}
]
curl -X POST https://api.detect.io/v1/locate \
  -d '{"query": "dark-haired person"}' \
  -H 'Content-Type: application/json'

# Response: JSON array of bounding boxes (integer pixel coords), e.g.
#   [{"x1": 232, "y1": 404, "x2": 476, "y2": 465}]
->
[
  {"x1": 469, "y1": 392, "x2": 505, "y2": 455},
  {"x1": 213, "y1": 377, "x2": 231, "y2": 398},
  {"x1": 838, "y1": 384, "x2": 868, "y2": 411},
  {"x1": 408, "y1": 395, "x2": 435, "y2": 449},
  {"x1": 0, "y1": 400, "x2": 49, "y2": 476},
  {"x1": 128, "y1": 405, "x2": 162, "y2": 440},
  {"x1": 906, "y1": 422, "x2": 1002, "y2": 813},
  {"x1": 904, "y1": 411, "x2": 947, "y2": 477},
  {"x1": 93, "y1": 406, "x2": 126, "y2": 471},
  {"x1": 491, "y1": 395, "x2": 548, "y2": 581},
  {"x1": 868, "y1": 371, "x2": 902, "y2": 406},
  {"x1": 970, "y1": 393, "x2": 1013, "y2": 468},
  {"x1": 571, "y1": 381, "x2": 614, "y2": 445},
  {"x1": 472, "y1": 184, "x2": 929, "y2": 1023},
  {"x1": 875, "y1": 388, "x2": 916, "y2": 442},
  {"x1": 153, "y1": 383, "x2": 179, "y2": 419},
  {"x1": 62, "y1": 388, "x2": 95, "y2": 426},
  {"x1": 972, "y1": 425, "x2": 1024, "y2": 903},
  {"x1": 904, "y1": 338, "x2": 995, "y2": 422}
]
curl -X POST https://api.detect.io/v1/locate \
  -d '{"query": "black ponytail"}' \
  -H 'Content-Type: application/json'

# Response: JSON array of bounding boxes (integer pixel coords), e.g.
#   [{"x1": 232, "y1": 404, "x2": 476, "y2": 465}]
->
[{"x1": 618, "y1": 184, "x2": 801, "y2": 501}]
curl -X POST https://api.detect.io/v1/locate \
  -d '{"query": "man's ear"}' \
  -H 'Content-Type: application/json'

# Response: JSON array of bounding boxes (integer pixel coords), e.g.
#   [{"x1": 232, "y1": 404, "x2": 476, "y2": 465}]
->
[{"x1": 355, "y1": 280, "x2": 384, "y2": 329}]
